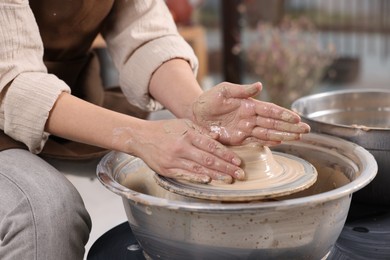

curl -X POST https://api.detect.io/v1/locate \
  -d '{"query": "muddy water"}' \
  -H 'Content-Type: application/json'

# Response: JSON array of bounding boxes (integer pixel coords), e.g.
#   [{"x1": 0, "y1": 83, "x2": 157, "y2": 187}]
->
[{"x1": 276, "y1": 160, "x2": 350, "y2": 200}]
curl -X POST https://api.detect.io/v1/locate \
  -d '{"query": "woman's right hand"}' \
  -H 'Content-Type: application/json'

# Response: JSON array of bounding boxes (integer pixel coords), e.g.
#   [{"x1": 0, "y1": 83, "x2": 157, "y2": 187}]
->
[{"x1": 116, "y1": 118, "x2": 244, "y2": 184}]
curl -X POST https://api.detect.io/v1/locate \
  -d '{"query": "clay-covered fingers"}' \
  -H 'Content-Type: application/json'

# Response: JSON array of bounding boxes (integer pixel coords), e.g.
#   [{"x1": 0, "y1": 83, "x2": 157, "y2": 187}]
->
[
  {"x1": 249, "y1": 118, "x2": 309, "y2": 144},
  {"x1": 251, "y1": 100, "x2": 310, "y2": 141},
  {"x1": 251, "y1": 127, "x2": 302, "y2": 143},
  {"x1": 241, "y1": 137, "x2": 281, "y2": 147},
  {"x1": 256, "y1": 116, "x2": 310, "y2": 134},
  {"x1": 142, "y1": 119, "x2": 249, "y2": 185},
  {"x1": 189, "y1": 136, "x2": 245, "y2": 181},
  {"x1": 167, "y1": 168, "x2": 212, "y2": 184},
  {"x1": 157, "y1": 125, "x2": 245, "y2": 184},
  {"x1": 254, "y1": 100, "x2": 302, "y2": 124},
  {"x1": 165, "y1": 159, "x2": 244, "y2": 185},
  {"x1": 167, "y1": 157, "x2": 243, "y2": 184}
]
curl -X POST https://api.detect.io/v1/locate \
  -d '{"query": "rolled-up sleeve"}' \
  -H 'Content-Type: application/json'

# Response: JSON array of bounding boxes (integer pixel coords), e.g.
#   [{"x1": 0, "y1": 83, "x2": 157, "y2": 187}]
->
[
  {"x1": 101, "y1": 0, "x2": 199, "y2": 111},
  {"x1": 0, "y1": 0, "x2": 70, "y2": 153}
]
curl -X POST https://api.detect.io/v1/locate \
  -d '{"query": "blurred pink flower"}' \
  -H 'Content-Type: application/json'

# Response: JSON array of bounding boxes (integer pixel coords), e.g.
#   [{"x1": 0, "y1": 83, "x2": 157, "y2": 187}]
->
[{"x1": 247, "y1": 16, "x2": 335, "y2": 107}]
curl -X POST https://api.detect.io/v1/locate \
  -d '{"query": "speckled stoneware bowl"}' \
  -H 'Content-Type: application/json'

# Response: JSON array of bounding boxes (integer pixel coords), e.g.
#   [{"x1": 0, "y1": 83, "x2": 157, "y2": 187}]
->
[{"x1": 97, "y1": 133, "x2": 377, "y2": 260}]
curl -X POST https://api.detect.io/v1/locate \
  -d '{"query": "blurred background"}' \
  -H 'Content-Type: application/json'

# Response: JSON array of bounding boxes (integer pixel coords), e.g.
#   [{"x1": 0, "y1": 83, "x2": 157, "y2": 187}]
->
[{"x1": 163, "y1": 0, "x2": 390, "y2": 108}]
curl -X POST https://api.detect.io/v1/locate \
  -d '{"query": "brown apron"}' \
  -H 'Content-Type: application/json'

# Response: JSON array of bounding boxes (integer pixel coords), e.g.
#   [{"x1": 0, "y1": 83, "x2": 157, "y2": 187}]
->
[{"x1": 0, "y1": 0, "x2": 149, "y2": 160}]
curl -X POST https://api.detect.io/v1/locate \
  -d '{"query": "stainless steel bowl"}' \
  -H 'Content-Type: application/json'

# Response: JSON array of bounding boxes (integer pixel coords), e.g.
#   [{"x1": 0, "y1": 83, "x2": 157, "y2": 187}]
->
[
  {"x1": 97, "y1": 133, "x2": 377, "y2": 260},
  {"x1": 292, "y1": 88, "x2": 390, "y2": 205}
]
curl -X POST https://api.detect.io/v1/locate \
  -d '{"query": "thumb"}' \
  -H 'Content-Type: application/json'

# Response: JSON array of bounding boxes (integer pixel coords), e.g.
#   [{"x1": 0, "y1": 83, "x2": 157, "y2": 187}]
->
[{"x1": 223, "y1": 82, "x2": 262, "y2": 99}]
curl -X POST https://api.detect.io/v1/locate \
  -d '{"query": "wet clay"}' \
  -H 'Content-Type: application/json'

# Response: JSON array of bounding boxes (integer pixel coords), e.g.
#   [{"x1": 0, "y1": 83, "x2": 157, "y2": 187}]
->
[
  {"x1": 209, "y1": 144, "x2": 310, "y2": 190},
  {"x1": 154, "y1": 144, "x2": 318, "y2": 201}
]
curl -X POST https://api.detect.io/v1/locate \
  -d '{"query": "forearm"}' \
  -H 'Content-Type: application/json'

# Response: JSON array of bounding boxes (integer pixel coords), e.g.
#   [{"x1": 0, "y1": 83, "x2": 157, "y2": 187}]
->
[
  {"x1": 149, "y1": 59, "x2": 202, "y2": 119},
  {"x1": 45, "y1": 92, "x2": 146, "y2": 156}
]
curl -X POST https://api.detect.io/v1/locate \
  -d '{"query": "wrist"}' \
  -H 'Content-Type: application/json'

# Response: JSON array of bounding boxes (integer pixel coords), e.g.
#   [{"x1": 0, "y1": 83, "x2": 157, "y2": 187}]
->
[
  {"x1": 191, "y1": 98, "x2": 201, "y2": 125},
  {"x1": 106, "y1": 116, "x2": 148, "y2": 157},
  {"x1": 149, "y1": 59, "x2": 203, "y2": 119}
]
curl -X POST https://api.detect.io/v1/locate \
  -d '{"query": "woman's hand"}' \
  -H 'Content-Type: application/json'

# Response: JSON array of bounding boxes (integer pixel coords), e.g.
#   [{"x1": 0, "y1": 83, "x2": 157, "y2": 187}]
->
[
  {"x1": 123, "y1": 119, "x2": 244, "y2": 184},
  {"x1": 192, "y1": 82, "x2": 310, "y2": 146}
]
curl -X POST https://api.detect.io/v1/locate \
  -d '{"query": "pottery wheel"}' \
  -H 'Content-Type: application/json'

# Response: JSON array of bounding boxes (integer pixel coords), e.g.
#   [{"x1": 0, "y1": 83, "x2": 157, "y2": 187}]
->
[{"x1": 154, "y1": 144, "x2": 318, "y2": 202}]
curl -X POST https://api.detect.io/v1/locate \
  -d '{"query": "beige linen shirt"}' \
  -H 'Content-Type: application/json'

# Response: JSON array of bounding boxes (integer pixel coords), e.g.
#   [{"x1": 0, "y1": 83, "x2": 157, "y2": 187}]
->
[{"x1": 0, "y1": 0, "x2": 198, "y2": 153}]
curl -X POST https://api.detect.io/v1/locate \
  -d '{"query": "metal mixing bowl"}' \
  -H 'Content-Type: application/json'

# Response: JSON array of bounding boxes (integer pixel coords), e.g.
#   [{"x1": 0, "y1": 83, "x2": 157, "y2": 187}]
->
[
  {"x1": 292, "y1": 88, "x2": 390, "y2": 205},
  {"x1": 97, "y1": 133, "x2": 376, "y2": 260}
]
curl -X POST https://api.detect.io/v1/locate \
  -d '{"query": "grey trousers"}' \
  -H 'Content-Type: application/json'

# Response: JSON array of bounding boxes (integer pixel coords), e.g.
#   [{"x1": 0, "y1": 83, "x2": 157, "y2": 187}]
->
[{"x1": 0, "y1": 149, "x2": 92, "y2": 260}]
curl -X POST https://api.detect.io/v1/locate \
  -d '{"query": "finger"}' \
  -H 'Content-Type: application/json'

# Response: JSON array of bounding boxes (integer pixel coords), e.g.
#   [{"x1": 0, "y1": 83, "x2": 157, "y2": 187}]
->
[
  {"x1": 256, "y1": 116, "x2": 310, "y2": 133},
  {"x1": 252, "y1": 127, "x2": 302, "y2": 142},
  {"x1": 169, "y1": 160, "x2": 235, "y2": 184},
  {"x1": 191, "y1": 134, "x2": 242, "y2": 166},
  {"x1": 166, "y1": 170, "x2": 211, "y2": 184},
  {"x1": 219, "y1": 82, "x2": 262, "y2": 99},
  {"x1": 176, "y1": 131, "x2": 246, "y2": 180},
  {"x1": 241, "y1": 137, "x2": 281, "y2": 147},
  {"x1": 254, "y1": 101, "x2": 301, "y2": 123},
  {"x1": 185, "y1": 147, "x2": 245, "y2": 181}
]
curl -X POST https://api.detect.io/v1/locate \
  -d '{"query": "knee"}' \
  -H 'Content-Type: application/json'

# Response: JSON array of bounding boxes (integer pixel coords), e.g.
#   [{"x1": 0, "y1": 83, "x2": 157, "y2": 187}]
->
[
  {"x1": 0, "y1": 149, "x2": 92, "y2": 259},
  {"x1": 31, "y1": 168, "x2": 92, "y2": 259},
  {"x1": 2, "y1": 163, "x2": 92, "y2": 237},
  {"x1": 0, "y1": 163, "x2": 91, "y2": 260},
  {"x1": 29, "y1": 169, "x2": 92, "y2": 239}
]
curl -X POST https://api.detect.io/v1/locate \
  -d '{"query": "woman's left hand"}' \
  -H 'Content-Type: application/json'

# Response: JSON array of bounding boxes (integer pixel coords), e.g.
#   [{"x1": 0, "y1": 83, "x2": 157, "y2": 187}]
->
[{"x1": 192, "y1": 82, "x2": 310, "y2": 146}]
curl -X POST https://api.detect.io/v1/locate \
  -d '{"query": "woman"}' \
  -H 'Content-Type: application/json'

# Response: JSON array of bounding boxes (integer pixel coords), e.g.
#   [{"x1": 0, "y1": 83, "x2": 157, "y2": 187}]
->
[{"x1": 0, "y1": 0, "x2": 309, "y2": 259}]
